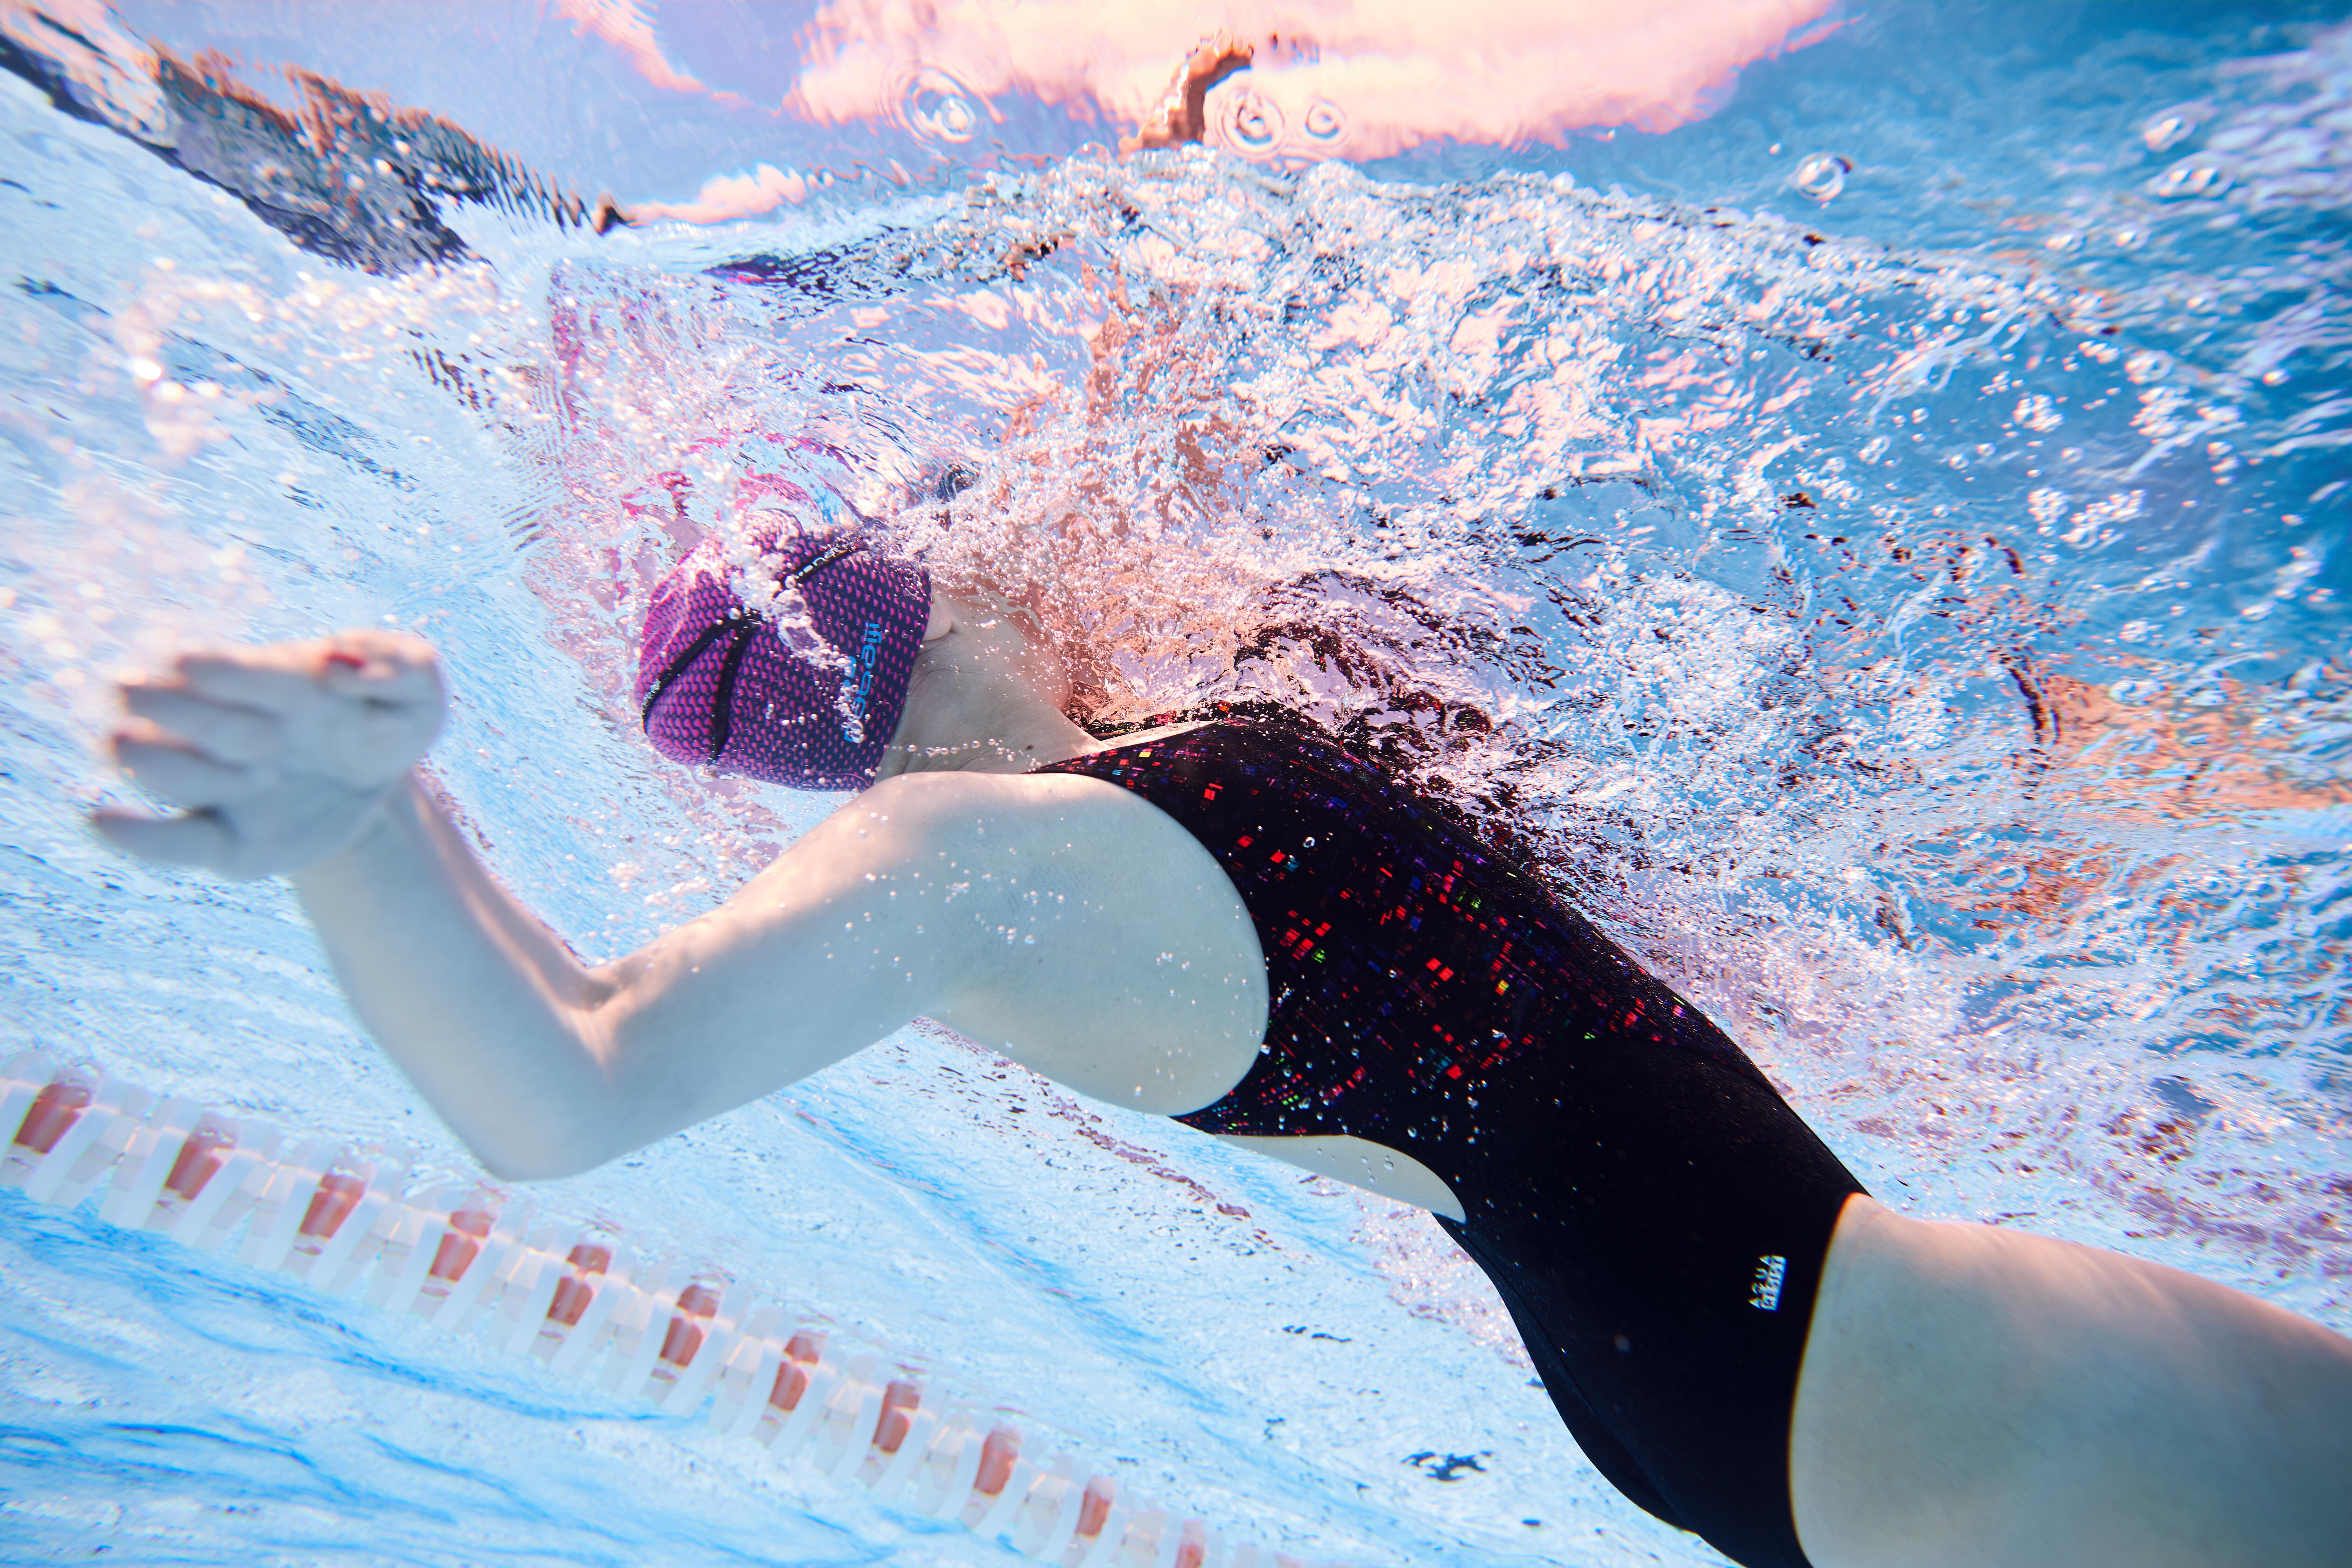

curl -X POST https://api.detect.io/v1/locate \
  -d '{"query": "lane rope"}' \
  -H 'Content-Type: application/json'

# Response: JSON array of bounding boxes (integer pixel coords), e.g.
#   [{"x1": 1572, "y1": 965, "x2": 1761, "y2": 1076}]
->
[{"x1": 0, "y1": 1051, "x2": 1329, "y2": 1568}]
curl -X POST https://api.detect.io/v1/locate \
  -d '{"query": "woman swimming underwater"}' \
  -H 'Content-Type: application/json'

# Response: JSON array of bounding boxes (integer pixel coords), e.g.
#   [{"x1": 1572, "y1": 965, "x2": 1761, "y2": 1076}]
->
[{"x1": 94, "y1": 525, "x2": 2352, "y2": 1568}]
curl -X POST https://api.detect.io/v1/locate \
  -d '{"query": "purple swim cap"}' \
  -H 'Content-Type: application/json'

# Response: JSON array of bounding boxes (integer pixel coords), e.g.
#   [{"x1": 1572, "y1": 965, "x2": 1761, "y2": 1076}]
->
[{"x1": 635, "y1": 529, "x2": 932, "y2": 789}]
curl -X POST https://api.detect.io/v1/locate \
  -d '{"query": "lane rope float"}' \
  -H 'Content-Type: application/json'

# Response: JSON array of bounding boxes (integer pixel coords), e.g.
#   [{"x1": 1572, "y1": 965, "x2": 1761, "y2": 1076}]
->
[{"x1": 0, "y1": 1052, "x2": 1334, "y2": 1568}]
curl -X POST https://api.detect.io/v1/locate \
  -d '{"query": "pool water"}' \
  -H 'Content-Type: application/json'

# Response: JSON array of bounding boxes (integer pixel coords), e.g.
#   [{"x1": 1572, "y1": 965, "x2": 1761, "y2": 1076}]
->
[{"x1": 4, "y1": 3, "x2": 2349, "y2": 1564}]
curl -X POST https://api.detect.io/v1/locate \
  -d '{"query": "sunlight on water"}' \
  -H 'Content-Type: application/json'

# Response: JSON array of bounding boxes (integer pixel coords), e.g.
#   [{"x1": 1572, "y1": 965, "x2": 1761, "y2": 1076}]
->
[{"x1": 4, "y1": 4, "x2": 2350, "y2": 1565}]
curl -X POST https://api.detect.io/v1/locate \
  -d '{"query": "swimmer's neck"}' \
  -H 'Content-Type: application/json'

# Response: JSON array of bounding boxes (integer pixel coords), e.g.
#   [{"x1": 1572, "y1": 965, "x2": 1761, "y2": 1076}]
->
[{"x1": 872, "y1": 594, "x2": 1099, "y2": 781}]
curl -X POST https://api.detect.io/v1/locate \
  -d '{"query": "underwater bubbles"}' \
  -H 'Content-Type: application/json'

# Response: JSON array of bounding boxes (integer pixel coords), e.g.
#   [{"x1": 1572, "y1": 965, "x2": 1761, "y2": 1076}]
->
[
  {"x1": 2014, "y1": 394, "x2": 2064, "y2": 433},
  {"x1": 903, "y1": 65, "x2": 979, "y2": 144},
  {"x1": 1793, "y1": 152, "x2": 1850, "y2": 202}
]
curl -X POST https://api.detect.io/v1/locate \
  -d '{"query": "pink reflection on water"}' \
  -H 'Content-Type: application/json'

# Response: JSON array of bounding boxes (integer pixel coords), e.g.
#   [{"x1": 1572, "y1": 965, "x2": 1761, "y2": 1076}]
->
[
  {"x1": 794, "y1": 0, "x2": 1839, "y2": 159},
  {"x1": 551, "y1": 0, "x2": 728, "y2": 102},
  {"x1": 573, "y1": 0, "x2": 1840, "y2": 221},
  {"x1": 632, "y1": 164, "x2": 812, "y2": 224}
]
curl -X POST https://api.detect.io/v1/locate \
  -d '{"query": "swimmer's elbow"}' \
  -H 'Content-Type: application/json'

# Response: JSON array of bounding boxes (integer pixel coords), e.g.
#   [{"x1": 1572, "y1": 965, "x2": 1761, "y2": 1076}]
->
[
  {"x1": 458, "y1": 1124, "x2": 621, "y2": 1185},
  {"x1": 448, "y1": 967, "x2": 746, "y2": 1182},
  {"x1": 454, "y1": 1099, "x2": 632, "y2": 1184},
  {"x1": 468, "y1": 1138, "x2": 607, "y2": 1184},
  {"x1": 468, "y1": 988, "x2": 644, "y2": 1181},
  {"x1": 493, "y1": 1155, "x2": 609, "y2": 1184}
]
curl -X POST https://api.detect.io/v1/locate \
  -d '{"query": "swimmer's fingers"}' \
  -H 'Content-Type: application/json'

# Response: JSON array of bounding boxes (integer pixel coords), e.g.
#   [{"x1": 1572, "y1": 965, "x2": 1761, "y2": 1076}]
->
[
  {"x1": 93, "y1": 635, "x2": 435, "y2": 880},
  {"x1": 317, "y1": 630, "x2": 444, "y2": 706},
  {"x1": 153, "y1": 634, "x2": 438, "y2": 717},
  {"x1": 172, "y1": 634, "x2": 431, "y2": 710},
  {"x1": 310, "y1": 634, "x2": 445, "y2": 784},
  {"x1": 163, "y1": 633, "x2": 443, "y2": 786},
  {"x1": 172, "y1": 643, "x2": 335, "y2": 713},
  {"x1": 317, "y1": 667, "x2": 445, "y2": 783},
  {"x1": 111, "y1": 728, "x2": 266, "y2": 808},
  {"x1": 89, "y1": 806, "x2": 238, "y2": 875},
  {"x1": 120, "y1": 684, "x2": 282, "y2": 764}
]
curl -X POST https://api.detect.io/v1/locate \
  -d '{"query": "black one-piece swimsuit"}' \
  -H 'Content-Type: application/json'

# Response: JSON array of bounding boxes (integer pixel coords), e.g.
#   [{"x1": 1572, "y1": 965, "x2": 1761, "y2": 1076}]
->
[{"x1": 1035, "y1": 717, "x2": 1865, "y2": 1568}]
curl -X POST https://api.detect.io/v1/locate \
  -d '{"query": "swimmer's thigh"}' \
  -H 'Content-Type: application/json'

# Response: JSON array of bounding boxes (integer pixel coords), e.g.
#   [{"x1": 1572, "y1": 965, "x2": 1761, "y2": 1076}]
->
[{"x1": 1790, "y1": 1197, "x2": 2352, "y2": 1568}]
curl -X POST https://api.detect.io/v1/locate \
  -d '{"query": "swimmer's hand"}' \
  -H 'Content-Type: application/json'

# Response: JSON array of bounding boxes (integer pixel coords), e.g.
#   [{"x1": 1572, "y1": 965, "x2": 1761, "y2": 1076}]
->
[{"x1": 91, "y1": 631, "x2": 446, "y2": 880}]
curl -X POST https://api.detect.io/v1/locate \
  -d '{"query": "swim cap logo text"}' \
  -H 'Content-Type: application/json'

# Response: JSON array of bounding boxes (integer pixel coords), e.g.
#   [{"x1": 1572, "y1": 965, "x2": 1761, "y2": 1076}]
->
[{"x1": 849, "y1": 620, "x2": 884, "y2": 725}]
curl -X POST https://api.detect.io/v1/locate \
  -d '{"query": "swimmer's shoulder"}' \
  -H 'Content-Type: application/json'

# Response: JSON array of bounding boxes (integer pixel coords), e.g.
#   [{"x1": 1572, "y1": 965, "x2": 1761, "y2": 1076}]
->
[
  {"x1": 832, "y1": 754, "x2": 1198, "y2": 854},
  {"x1": 823, "y1": 703, "x2": 1315, "y2": 862}
]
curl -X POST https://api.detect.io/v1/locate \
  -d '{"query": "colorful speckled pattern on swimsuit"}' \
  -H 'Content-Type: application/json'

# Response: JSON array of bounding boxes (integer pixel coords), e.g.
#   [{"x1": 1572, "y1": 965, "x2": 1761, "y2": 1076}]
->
[{"x1": 1035, "y1": 717, "x2": 1865, "y2": 1568}]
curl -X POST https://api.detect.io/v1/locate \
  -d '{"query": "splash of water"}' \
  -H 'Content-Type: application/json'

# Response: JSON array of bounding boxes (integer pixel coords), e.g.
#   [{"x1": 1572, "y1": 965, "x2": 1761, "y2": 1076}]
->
[{"x1": 483, "y1": 122, "x2": 2352, "y2": 1312}]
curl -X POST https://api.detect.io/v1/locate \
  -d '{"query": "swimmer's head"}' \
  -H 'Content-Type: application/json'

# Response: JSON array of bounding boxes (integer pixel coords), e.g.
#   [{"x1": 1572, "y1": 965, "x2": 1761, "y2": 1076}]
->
[{"x1": 635, "y1": 527, "x2": 931, "y2": 790}]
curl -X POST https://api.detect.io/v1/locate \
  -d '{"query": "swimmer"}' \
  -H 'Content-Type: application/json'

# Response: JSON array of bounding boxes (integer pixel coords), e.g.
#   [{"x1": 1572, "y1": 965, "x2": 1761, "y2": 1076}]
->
[{"x1": 94, "y1": 526, "x2": 2352, "y2": 1568}]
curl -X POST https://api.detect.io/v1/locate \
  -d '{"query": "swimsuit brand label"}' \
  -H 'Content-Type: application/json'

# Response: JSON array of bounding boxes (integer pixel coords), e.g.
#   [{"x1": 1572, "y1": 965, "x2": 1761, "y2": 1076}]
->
[{"x1": 1750, "y1": 1254, "x2": 1787, "y2": 1311}]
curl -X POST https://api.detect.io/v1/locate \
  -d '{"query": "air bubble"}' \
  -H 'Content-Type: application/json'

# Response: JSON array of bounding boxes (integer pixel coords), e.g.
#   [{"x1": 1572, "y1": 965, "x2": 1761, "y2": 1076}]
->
[
  {"x1": 2141, "y1": 107, "x2": 2200, "y2": 153},
  {"x1": 1793, "y1": 153, "x2": 1849, "y2": 202},
  {"x1": 2149, "y1": 159, "x2": 2230, "y2": 200},
  {"x1": 1223, "y1": 91, "x2": 1286, "y2": 157},
  {"x1": 1302, "y1": 99, "x2": 1346, "y2": 144},
  {"x1": 904, "y1": 67, "x2": 979, "y2": 144}
]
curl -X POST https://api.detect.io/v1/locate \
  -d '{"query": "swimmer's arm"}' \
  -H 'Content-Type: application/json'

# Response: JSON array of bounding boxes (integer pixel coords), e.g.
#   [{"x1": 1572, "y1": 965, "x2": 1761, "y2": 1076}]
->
[
  {"x1": 94, "y1": 634, "x2": 959, "y2": 1181},
  {"x1": 286, "y1": 776, "x2": 634, "y2": 1178},
  {"x1": 89, "y1": 634, "x2": 631, "y2": 1176},
  {"x1": 290, "y1": 775, "x2": 960, "y2": 1181}
]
